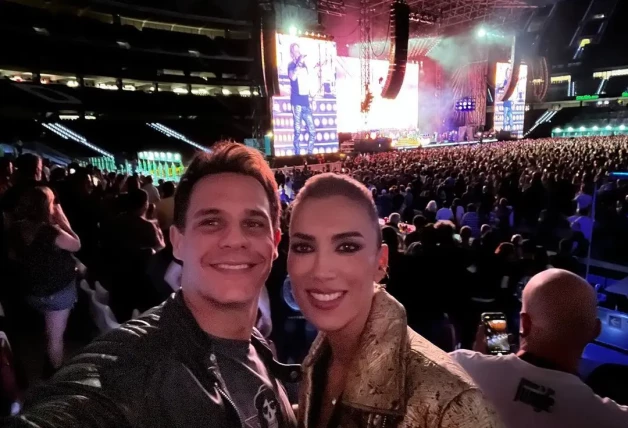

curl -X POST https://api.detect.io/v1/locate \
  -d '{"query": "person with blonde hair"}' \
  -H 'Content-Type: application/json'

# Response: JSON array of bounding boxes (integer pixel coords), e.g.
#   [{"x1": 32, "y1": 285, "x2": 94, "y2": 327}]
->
[{"x1": 288, "y1": 173, "x2": 502, "y2": 428}]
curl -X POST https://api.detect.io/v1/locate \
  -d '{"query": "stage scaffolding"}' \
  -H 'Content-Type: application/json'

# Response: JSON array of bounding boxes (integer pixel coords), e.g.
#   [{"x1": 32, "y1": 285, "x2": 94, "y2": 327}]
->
[{"x1": 323, "y1": 0, "x2": 536, "y2": 32}]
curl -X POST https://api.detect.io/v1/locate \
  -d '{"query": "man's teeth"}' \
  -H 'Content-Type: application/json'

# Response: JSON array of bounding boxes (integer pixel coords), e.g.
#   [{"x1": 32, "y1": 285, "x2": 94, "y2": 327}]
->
[
  {"x1": 310, "y1": 291, "x2": 344, "y2": 302},
  {"x1": 214, "y1": 264, "x2": 251, "y2": 270}
]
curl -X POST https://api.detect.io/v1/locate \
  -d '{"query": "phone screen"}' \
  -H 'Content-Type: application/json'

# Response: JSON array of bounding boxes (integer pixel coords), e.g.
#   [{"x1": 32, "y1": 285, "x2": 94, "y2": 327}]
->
[{"x1": 482, "y1": 312, "x2": 510, "y2": 355}]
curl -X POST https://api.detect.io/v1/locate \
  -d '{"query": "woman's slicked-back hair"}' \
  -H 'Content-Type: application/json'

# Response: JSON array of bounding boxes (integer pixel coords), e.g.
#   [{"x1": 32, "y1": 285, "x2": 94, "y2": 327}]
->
[{"x1": 291, "y1": 173, "x2": 382, "y2": 246}]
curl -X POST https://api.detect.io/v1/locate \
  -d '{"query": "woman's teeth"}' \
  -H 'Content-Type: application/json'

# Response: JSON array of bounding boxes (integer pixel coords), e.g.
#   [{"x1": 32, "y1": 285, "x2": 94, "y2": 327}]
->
[{"x1": 309, "y1": 291, "x2": 344, "y2": 302}]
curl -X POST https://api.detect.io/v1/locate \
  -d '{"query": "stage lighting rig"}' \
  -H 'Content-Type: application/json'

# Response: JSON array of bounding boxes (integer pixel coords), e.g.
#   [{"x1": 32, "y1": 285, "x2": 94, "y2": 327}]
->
[
  {"x1": 359, "y1": 0, "x2": 373, "y2": 126},
  {"x1": 318, "y1": 0, "x2": 346, "y2": 16},
  {"x1": 409, "y1": 11, "x2": 438, "y2": 25},
  {"x1": 455, "y1": 97, "x2": 476, "y2": 112},
  {"x1": 361, "y1": 87, "x2": 374, "y2": 113}
]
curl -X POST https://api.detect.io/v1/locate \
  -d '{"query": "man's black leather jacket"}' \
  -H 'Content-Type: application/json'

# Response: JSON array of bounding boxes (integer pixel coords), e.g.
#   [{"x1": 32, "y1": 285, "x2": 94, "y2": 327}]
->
[{"x1": 4, "y1": 292, "x2": 300, "y2": 428}]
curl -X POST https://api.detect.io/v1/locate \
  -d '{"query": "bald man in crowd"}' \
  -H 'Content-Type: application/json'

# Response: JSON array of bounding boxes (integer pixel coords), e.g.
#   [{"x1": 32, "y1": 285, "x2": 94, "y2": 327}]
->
[{"x1": 451, "y1": 269, "x2": 628, "y2": 428}]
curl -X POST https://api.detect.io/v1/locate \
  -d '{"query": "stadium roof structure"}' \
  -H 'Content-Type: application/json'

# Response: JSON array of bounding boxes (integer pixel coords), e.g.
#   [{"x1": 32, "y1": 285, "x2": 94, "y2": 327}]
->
[
  {"x1": 322, "y1": 0, "x2": 547, "y2": 33},
  {"x1": 404, "y1": 0, "x2": 537, "y2": 30}
]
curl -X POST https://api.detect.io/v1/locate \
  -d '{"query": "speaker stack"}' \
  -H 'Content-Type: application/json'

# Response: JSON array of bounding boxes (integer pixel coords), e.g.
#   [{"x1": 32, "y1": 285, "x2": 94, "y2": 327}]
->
[
  {"x1": 381, "y1": 0, "x2": 410, "y2": 100},
  {"x1": 259, "y1": 7, "x2": 279, "y2": 97}
]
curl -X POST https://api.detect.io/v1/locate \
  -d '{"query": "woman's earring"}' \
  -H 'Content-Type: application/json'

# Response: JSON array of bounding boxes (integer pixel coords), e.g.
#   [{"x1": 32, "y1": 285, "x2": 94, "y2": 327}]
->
[{"x1": 377, "y1": 265, "x2": 389, "y2": 284}]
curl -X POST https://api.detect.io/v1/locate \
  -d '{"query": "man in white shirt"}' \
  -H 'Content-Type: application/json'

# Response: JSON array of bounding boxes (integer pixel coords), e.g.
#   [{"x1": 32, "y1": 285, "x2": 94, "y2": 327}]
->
[
  {"x1": 142, "y1": 175, "x2": 161, "y2": 204},
  {"x1": 451, "y1": 269, "x2": 628, "y2": 428}
]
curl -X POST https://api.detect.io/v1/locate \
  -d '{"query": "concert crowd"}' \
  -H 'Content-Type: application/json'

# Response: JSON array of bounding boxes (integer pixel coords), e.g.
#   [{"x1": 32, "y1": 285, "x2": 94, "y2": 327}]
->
[{"x1": 0, "y1": 136, "x2": 627, "y2": 427}]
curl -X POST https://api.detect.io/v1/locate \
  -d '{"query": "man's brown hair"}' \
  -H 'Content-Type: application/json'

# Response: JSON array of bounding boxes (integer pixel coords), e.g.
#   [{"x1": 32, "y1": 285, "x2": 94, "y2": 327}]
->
[{"x1": 173, "y1": 143, "x2": 280, "y2": 230}]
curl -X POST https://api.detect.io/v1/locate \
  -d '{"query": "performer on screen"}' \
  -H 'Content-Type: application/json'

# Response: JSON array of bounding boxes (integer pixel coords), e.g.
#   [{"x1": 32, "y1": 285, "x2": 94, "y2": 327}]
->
[{"x1": 288, "y1": 43, "x2": 316, "y2": 155}]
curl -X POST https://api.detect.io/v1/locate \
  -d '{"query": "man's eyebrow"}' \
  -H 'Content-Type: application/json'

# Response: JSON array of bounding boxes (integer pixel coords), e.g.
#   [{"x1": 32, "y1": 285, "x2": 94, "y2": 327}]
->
[
  {"x1": 193, "y1": 208, "x2": 221, "y2": 219},
  {"x1": 245, "y1": 209, "x2": 270, "y2": 219}
]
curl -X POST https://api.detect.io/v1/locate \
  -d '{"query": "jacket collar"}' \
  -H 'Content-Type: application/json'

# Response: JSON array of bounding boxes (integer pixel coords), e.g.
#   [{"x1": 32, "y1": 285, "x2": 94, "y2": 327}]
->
[
  {"x1": 302, "y1": 286, "x2": 408, "y2": 419},
  {"x1": 161, "y1": 290, "x2": 301, "y2": 382}
]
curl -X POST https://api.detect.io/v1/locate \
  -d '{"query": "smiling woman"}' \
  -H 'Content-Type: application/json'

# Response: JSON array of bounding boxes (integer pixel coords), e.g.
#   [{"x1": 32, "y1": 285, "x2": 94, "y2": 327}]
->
[{"x1": 288, "y1": 173, "x2": 504, "y2": 428}]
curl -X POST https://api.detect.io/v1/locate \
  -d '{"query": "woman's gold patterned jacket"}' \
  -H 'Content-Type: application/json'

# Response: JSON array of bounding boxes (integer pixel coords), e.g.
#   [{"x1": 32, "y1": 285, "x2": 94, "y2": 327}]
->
[{"x1": 298, "y1": 287, "x2": 504, "y2": 428}]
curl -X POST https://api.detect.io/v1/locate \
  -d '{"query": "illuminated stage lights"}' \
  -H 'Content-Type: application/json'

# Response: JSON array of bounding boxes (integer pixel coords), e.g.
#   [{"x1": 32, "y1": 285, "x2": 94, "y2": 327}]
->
[
  {"x1": 282, "y1": 28, "x2": 333, "y2": 41},
  {"x1": 455, "y1": 97, "x2": 477, "y2": 112}
]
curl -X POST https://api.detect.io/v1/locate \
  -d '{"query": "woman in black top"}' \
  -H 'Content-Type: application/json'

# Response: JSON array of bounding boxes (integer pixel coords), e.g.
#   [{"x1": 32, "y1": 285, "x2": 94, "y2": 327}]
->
[{"x1": 8, "y1": 186, "x2": 81, "y2": 370}]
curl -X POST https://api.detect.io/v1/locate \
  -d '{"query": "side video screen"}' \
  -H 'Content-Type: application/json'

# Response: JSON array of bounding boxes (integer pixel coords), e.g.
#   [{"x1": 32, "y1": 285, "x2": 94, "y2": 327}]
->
[
  {"x1": 272, "y1": 34, "x2": 338, "y2": 156},
  {"x1": 494, "y1": 62, "x2": 528, "y2": 138}
]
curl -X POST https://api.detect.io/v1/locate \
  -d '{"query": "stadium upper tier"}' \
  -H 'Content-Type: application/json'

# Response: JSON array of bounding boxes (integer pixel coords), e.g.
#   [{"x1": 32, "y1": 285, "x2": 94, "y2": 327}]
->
[
  {"x1": 0, "y1": 119, "x2": 218, "y2": 161},
  {"x1": 0, "y1": 2, "x2": 254, "y2": 81}
]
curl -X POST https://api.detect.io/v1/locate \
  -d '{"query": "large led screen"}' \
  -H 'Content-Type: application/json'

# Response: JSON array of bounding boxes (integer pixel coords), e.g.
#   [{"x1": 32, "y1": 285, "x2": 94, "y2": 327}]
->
[
  {"x1": 494, "y1": 62, "x2": 528, "y2": 138},
  {"x1": 272, "y1": 34, "x2": 338, "y2": 156},
  {"x1": 335, "y1": 57, "x2": 419, "y2": 133}
]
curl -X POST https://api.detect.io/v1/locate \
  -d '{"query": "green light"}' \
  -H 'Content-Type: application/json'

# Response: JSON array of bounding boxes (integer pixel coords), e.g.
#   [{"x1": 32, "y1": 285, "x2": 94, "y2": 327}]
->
[
  {"x1": 477, "y1": 27, "x2": 487, "y2": 38},
  {"x1": 622, "y1": 92, "x2": 628, "y2": 98},
  {"x1": 576, "y1": 95, "x2": 599, "y2": 101},
  {"x1": 579, "y1": 126, "x2": 586, "y2": 131},
  {"x1": 568, "y1": 127, "x2": 574, "y2": 131},
  {"x1": 606, "y1": 125, "x2": 612, "y2": 130},
  {"x1": 620, "y1": 125, "x2": 626, "y2": 130},
  {"x1": 592, "y1": 126, "x2": 599, "y2": 130},
  {"x1": 554, "y1": 128, "x2": 562, "y2": 133}
]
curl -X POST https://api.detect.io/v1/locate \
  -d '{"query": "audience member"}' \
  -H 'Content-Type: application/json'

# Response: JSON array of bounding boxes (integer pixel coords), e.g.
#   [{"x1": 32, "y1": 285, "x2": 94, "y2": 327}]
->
[{"x1": 451, "y1": 269, "x2": 628, "y2": 428}]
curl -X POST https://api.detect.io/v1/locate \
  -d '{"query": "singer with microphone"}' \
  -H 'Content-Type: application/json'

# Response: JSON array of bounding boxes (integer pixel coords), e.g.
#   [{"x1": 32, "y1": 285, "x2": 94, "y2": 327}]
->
[{"x1": 288, "y1": 43, "x2": 316, "y2": 155}]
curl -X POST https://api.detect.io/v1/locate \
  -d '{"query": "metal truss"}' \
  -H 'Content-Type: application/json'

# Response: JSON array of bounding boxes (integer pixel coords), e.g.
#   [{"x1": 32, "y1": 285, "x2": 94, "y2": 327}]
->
[
  {"x1": 359, "y1": 0, "x2": 373, "y2": 124},
  {"x1": 407, "y1": 0, "x2": 535, "y2": 29},
  {"x1": 336, "y1": 0, "x2": 536, "y2": 30},
  {"x1": 318, "y1": 0, "x2": 346, "y2": 16}
]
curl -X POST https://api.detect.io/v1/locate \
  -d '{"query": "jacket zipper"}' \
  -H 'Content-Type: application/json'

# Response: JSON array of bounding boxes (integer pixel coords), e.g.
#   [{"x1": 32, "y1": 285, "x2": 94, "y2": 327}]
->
[
  {"x1": 182, "y1": 363, "x2": 244, "y2": 428},
  {"x1": 211, "y1": 363, "x2": 245, "y2": 428},
  {"x1": 215, "y1": 383, "x2": 245, "y2": 428}
]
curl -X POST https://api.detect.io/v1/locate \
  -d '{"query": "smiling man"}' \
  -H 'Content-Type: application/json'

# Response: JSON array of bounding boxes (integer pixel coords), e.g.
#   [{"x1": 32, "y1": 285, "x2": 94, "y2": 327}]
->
[{"x1": 5, "y1": 143, "x2": 299, "y2": 428}]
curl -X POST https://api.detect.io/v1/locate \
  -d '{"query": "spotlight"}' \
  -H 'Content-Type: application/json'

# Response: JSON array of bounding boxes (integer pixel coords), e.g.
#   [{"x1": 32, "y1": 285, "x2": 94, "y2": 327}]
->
[
  {"x1": 477, "y1": 27, "x2": 487, "y2": 38},
  {"x1": 289, "y1": 25, "x2": 297, "y2": 36}
]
